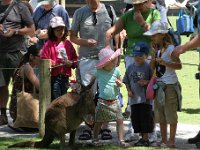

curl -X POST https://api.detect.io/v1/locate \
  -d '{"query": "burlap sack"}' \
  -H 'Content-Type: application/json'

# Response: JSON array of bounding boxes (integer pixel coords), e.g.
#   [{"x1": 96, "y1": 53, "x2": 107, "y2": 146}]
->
[{"x1": 13, "y1": 91, "x2": 39, "y2": 129}]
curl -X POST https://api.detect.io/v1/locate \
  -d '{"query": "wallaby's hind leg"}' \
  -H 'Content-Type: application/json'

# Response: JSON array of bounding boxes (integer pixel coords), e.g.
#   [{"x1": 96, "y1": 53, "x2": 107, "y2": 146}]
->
[
  {"x1": 59, "y1": 134, "x2": 66, "y2": 150},
  {"x1": 69, "y1": 130, "x2": 76, "y2": 146}
]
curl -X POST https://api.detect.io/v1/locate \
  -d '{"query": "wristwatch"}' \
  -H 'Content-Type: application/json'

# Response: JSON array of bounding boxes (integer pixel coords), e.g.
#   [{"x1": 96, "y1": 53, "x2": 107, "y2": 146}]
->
[{"x1": 15, "y1": 29, "x2": 19, "y2": 35}]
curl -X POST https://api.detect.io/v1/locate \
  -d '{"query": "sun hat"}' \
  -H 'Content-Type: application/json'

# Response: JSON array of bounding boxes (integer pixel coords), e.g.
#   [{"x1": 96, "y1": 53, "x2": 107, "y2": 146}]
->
[
  {"x1": 132, "y1": 42, "x2": 150, "y2": 56},
  {"x1": 96, "y1": 47, "x2": 121, "y2": 69},
  {"x1": 133, "y1": 0, "x2": 148, "y2": 4},
  {"x1": 38, "y1": 0, "x2": 55, "y2": 5},
  {"x1": 49, "y1": 16, "x2": 65, "y2": 28},
  {"x1": 143, "y1": 21, "x2": 169, "y2": 36}
]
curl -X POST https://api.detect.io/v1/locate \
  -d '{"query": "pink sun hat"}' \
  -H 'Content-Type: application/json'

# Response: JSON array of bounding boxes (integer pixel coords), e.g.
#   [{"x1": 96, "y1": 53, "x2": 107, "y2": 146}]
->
[{"x1": 96, "y1": 47, "x2": 121, "y2": 69}]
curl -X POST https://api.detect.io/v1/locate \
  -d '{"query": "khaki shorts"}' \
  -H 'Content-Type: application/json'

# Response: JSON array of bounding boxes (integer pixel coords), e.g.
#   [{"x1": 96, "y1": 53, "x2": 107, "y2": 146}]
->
[{"x1": 155, "y1": 84, "x2": 178, "y2": 124}]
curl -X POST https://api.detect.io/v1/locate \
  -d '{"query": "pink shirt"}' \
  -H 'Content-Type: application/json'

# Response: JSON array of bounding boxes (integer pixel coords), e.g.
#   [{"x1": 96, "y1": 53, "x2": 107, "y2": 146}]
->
[{"x1": 40, "y1": 39, "x2": 78, "y2": 77}]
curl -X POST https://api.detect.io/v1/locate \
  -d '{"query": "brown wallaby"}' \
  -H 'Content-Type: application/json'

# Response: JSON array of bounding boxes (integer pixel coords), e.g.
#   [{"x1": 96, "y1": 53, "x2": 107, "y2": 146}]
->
[{"x1": 8, "y1": 82, "x2": 95, "y2": 150}]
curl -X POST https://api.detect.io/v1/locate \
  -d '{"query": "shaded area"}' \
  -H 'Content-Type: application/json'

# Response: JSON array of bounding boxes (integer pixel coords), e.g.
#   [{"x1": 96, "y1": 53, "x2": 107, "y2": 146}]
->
[{"x1": 181, "y1": 108, "x2": 200, "y2": 114}]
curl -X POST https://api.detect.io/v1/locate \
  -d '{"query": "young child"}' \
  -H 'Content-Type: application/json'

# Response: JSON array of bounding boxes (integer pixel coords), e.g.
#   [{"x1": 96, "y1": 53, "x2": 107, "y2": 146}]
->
[
  {"x1": 123, "y1": 42, "x2": 154, "y2": 147},
  {"x1": 92, "y1": 47, "x2": 128, "y2": 147},
  {"x1": 144, "y1": 20, "x2": 182, "y2": 148},
  {"x1": 40, "y1": 16, "x2": 78, "y2": 101}
]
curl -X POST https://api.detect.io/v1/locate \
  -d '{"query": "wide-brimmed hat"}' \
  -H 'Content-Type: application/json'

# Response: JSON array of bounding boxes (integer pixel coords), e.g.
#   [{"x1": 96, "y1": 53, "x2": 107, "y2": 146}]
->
[
  {"x1": 132, "y1": 42, "x2": 149, "y2": 56},
  {"x1": 143, "y1": 21, "x2": 168, "y2": 36},
  {"x1": 38, "y1": 0, "x2": 55, "y2": 5},
  {"x1": 132, "y1": 0, "x2": 147, "y2": 4},
  {"x1": 50, "y1": 16, "x2": 65, "y2": 28},
  {"x1": 96, "y1": 47, "x2": 121, "y2": 69}
]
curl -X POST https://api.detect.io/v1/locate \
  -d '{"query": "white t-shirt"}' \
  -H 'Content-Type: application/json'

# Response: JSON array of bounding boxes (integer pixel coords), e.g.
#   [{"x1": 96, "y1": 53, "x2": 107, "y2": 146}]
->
[{"x1": 157, "y1": 45, "x2": 179, "y2": 84}]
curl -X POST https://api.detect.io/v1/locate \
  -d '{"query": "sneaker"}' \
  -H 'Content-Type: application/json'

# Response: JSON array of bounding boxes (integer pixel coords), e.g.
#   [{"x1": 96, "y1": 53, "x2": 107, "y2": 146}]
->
[
  {"x1": 134, "y1": 138, "x2": 150, "y2": 147},
  {"x1": 188, "y1": 131, "x2": 200, "y2": 144},
  {"x1": 0, "y1": 115, "x2": 8, "y2": 126},
  {"x1": 125, "y1": 130, "x2": 140, "y2": 142},
  {"x1": 148, "y1": 131, "x2": 157, "y2": 143}
]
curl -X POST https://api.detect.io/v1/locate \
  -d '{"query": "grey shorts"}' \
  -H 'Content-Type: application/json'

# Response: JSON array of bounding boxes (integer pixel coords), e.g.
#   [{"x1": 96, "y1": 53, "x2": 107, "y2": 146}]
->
[{"x1": 0, "y1": 51, "x2": 23, "y2": 86}]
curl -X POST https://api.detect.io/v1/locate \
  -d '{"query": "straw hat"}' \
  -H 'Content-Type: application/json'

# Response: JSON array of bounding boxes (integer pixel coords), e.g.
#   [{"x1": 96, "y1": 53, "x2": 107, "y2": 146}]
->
[
  {"x1": 96, "y1": 47, "x2": 121, "y2": 69},
  {"x1": 143, "y1": 21, "x2": 169, "y2": 36}
]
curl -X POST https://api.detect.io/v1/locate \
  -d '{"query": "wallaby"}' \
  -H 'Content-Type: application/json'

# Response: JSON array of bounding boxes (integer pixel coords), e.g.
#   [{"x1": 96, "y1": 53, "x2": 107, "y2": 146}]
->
[{"x1": 9, "y1": 82, "x2": 95, "y2": 150}]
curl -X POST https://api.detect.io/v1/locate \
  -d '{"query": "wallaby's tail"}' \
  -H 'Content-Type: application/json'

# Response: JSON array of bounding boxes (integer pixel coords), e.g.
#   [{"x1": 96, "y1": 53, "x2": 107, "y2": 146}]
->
[{"x1": 8, "y1": 129, "x2": 55, "y2": 148}]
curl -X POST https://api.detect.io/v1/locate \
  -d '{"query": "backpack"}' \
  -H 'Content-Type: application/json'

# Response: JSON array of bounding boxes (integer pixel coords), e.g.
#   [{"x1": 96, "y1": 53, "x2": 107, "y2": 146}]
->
[{"x1": 167, "y1": 18, "x2": 181, "y2": 47}]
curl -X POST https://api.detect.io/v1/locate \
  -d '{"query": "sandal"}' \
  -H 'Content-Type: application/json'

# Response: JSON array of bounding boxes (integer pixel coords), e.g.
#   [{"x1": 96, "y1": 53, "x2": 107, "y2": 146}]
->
[
  {"x1": 100, "y1": 128, "x2": 112, "y2": 140},
  {"x1": 78, "y1": 129, "x2": 92, "y2": 140},
  {"x1": 119, "y1": 140, "x2": 131, "y2": 148},
  {"x1": 92, "y1": 139, "x2": 101, "y2": 146}
]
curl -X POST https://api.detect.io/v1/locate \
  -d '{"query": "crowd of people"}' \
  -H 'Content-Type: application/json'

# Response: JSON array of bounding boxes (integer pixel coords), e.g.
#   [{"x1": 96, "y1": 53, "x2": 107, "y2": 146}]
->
[{"x1": 0, "y1": 0, "x2": 200, "y2": 148}]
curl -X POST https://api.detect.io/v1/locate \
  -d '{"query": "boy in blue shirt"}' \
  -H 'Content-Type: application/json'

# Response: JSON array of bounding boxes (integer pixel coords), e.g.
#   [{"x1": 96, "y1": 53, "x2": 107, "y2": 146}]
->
[{"x1": 123, "y1": 42, "x2": 154, "y2": 147}]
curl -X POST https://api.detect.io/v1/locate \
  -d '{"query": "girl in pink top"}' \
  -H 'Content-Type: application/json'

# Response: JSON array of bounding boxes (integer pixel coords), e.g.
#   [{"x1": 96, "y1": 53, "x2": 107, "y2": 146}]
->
[{"x1": 40, "y1": 16, "x2": 78, "y2": 101}]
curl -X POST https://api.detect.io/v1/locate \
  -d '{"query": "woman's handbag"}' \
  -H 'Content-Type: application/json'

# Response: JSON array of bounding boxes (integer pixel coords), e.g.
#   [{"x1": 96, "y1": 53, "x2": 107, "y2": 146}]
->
[
  {"x1": 176, "y1": 8, "x2": 194, "y2": 36},
  {"x1": 13, "y1": 69, "x2": 39, "y2": 129},
  {"x1": 146, "y1": 76, "x2": 156, "y2": 100}
]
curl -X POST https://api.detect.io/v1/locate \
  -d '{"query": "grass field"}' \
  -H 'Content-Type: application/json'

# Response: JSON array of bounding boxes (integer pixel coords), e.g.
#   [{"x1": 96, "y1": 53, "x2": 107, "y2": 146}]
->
[{"x1": 1, "y1": 16, "x2": 200, "y2": 149}]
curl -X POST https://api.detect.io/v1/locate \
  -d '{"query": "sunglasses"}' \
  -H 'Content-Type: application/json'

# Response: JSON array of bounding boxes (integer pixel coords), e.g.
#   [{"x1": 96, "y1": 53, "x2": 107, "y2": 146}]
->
[{"x1": 92, "y1": 12, "x2": 97, "y2": 25}]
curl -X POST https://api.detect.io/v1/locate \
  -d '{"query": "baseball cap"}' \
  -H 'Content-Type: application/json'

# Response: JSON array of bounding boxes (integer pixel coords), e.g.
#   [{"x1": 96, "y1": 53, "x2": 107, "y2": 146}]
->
[
  {"x1": 143, "y1": 21, "x2": 168, "y2": 36},
  {"x1": 49, "y1": 16, "x2": 65, "y2": 28},
  {"x1": 132, "y1": 42, "x2": 150, "y2": 56}
]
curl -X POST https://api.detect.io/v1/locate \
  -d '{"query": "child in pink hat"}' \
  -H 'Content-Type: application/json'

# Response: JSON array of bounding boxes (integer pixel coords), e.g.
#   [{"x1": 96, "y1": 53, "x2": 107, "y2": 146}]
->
[{"x1": 92, "y1": 47, "x2": 129, "y2": 147}]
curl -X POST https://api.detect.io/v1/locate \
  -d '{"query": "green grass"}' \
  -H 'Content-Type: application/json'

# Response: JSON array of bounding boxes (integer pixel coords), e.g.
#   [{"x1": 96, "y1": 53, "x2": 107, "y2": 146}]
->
[{"x1": 2, "y1": 16, "x2": 200, "y2": 149}]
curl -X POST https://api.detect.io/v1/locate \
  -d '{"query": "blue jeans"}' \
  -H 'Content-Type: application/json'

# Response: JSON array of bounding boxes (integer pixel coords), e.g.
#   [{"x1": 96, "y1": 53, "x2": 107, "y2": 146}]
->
[{"x1": 51, "y1": 74, "x2": 69, "y2": 101}]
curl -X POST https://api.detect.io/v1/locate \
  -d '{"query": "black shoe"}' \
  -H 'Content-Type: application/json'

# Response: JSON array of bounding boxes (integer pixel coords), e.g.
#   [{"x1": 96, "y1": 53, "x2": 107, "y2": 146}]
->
[
  {"x1": 134, "y1": 138, "x2": 150, "y2": 147},
  {"x1": 188, "y1": 131, "x2": 200, "y2": 144}
]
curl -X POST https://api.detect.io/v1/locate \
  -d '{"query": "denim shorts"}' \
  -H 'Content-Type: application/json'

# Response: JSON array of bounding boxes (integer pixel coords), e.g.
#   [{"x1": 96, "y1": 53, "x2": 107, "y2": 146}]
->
[{"x1": 0, "y1": 51, "x2": 23, "y2": 86}]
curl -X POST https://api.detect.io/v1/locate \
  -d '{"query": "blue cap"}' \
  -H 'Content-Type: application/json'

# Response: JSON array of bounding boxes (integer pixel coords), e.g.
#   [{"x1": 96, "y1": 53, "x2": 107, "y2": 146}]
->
[{"x1": 132, "y1": 42, "x2": 150, "y2": 56}]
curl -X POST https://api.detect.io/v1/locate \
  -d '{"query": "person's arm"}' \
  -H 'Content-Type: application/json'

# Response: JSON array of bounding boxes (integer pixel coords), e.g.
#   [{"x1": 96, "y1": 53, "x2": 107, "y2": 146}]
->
[
  {"x1": 24, "y1": 65, "x2": 39, "y2": 90},
  {"x1": 106, "y1": 18, "x2": 124, "y2": 46},
  {"x1": 172, "y1": 35, "x2": 200, "y2": 57}
]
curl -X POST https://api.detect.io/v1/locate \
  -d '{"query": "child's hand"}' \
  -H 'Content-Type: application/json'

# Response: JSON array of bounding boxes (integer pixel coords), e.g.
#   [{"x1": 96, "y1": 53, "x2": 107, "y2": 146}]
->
[
  {"x1": 65, "y1": 60, "x2": 73, "y2": 67},
  {"x1": 115, "y1": 79, "x2": 123, "y2": 87},
  {"x1": 156, "y1": 58, "x2": 166, "y2": 66},
  {"x1": 137, "y1": 79, "x2": 148, "y2": 86}
]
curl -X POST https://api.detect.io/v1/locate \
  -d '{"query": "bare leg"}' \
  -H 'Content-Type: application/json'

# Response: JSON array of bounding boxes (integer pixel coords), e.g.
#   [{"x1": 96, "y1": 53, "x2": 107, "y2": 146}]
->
[
  {"x1": 160, "y1": 123, "x2": 167, "y2": 144},
  {"x1": 116, "y1": 119, "x2": 124, "y2": 141},
  {"x1": 0, "y1": 86, "x2": 9, "y2": 125},
  {"x1": 93, "y1": 122, "x2": 102, "y2": 140},
  {"x1": 0, "y1": 86, "x2": 9, "y2": 111},
  {"x1": 169, "y1": 123, "x2": 177, "y2": 145}
]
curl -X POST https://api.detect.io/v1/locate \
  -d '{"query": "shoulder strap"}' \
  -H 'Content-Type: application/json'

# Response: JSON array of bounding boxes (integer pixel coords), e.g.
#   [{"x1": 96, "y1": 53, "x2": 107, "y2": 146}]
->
[
  {"x1": 0, "y1": 1, "x2": 17, "y2": 23},
  {"x1": 105, "y1": 4, "x2": 113, "y2": 26},
  {"x1": 35, "y1": 6, "x2": 55, "y2": 29}
]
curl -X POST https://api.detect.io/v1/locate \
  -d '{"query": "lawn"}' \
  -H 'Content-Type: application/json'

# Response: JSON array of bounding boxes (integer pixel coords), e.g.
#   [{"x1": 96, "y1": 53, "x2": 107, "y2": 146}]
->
[{"x1": 1, "y1": 16, "x2": 200, "y2": 149}]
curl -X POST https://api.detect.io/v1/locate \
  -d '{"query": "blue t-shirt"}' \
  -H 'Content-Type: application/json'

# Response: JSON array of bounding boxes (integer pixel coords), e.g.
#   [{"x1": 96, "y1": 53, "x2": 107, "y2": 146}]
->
[{"x1": 95, "y1": 67, "x2": 120, "y2": 100}]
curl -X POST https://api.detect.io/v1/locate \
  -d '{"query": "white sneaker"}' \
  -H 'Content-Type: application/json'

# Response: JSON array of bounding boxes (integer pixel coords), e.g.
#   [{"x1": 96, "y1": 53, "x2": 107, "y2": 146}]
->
[
  {"x1": 125, "y1": 130, "x2": 140, "y2": 142},
  {"x1": 148, "y1": 131, "x2": 157, "y2": 143}
]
